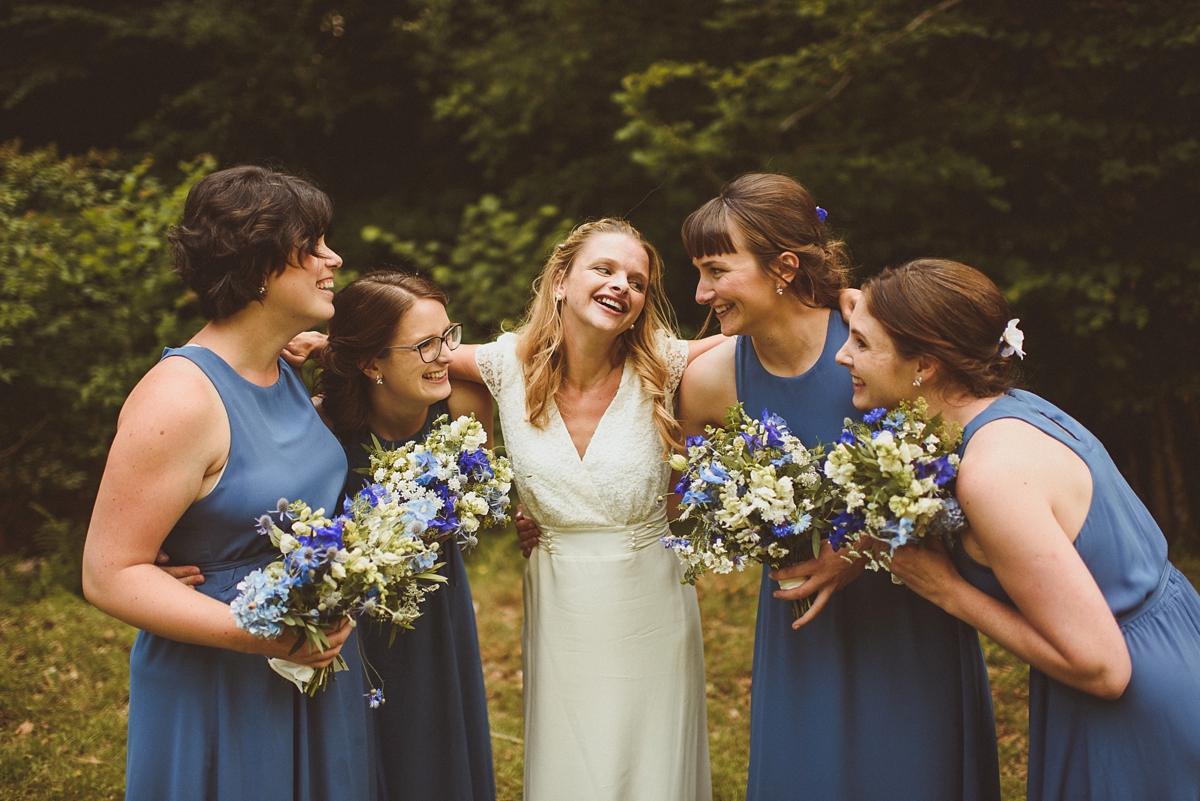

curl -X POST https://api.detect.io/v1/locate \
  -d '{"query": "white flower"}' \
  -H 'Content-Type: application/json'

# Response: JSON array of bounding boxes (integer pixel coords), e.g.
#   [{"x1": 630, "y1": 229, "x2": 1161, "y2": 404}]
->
[{"x1": 1000, "y1": 318, "x2": 1025, "y2": 359}]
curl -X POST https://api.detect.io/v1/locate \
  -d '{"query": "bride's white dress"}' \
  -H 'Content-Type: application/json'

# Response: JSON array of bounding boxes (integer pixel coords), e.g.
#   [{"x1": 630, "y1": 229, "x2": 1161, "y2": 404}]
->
[{"x1": 477, "y1": 333, "x2": 711, "y2": 801}]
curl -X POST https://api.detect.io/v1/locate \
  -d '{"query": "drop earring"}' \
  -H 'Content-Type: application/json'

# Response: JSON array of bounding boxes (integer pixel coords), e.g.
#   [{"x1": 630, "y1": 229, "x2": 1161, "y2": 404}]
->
[
  {"x1": 912, "y1": 375, "x2": 923, "y2": 387},
  {"x1": 775, "y1": 284, "x2": 784, "y2": 295},
  {"x1": 258, "y1": 285, "x2": 267, "y2": 297},
  {"x1": 375, "y1": 374, "x2": 384, "y2": 386}
]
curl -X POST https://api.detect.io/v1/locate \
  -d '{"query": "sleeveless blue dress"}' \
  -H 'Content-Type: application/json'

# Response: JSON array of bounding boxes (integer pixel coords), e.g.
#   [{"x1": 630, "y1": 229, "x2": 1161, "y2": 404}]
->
[
  {"x1": 953, "y1": 390, "x2": 1200, "y2": 801},
  {"x1": 738, "y1": 312, "x2": 1000, "y2": 801},
  {"x1": 125, "y1": 346, "x2": 374, "y2": 801},
  {"x1": 342, "y1": 399, "x2": 496, "y2": 801}
]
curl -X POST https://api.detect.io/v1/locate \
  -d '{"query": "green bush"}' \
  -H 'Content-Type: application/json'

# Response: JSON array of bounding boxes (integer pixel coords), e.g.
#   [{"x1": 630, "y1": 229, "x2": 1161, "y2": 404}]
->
[{"x1": 0, "y1": 142, "x2": 213, "y2": 563}]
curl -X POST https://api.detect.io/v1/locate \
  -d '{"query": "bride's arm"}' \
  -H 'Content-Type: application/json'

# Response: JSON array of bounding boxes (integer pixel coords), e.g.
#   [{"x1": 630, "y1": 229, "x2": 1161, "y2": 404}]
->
[
  {"x1": 684, "y1": 334, "x2": 730, "y2": 365},
  {"x1": 448, "y1": 343, "x2": 483, "y2": 384}
]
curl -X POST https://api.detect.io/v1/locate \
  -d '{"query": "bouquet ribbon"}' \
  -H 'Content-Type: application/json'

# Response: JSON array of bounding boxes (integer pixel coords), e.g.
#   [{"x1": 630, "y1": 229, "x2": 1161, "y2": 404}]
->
[{"x1": 267, "y1": 657, "x2": 347, "y2": 692}]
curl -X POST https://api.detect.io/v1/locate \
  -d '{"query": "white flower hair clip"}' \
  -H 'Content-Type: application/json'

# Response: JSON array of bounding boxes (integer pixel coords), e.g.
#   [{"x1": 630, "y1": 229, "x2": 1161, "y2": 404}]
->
[{"x1": 999, "y1": 318, "x2": 1025, "y2": 359}]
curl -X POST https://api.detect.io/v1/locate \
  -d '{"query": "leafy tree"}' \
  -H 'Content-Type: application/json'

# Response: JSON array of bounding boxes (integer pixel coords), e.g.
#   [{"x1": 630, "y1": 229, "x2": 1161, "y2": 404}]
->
[
  {"x1": 616, "y1": 0, "x2": 1200, "y2": 550},
  {"x1": 364, "y1": 195, "x2": 572, "y2": 340},
  {"x1": 0, "y1": 142, "x2": 211, "y2": 557}
]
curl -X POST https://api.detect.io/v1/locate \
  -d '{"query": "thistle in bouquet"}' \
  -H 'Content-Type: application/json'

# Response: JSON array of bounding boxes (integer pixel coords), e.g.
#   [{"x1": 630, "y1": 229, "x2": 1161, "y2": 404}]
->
[
  {"x1": 823, "y1": 399, "x2": 968, "y2": 577},
  {"x1": 366, "y1": 413, "x2": 514, "y2": 560},
  {"x1": 664, "y1": 404, "x2": 832, "y2": 618},
  {"x1": 231, "y1": 494, "x2": 446, "y2": 696}
]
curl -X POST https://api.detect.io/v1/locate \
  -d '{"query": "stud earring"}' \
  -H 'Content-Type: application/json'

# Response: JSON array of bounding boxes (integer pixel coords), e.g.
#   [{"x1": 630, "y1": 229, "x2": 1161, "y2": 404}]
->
[
  {"x1": 775, "y1": 284, "x2": 784, "y2": 295},
  {"x1": 912, "y1": 375, "x2": 923, "y2": 387},
  {"x1": 375, "y1": 375, "x2": 384, "y2": 386}
]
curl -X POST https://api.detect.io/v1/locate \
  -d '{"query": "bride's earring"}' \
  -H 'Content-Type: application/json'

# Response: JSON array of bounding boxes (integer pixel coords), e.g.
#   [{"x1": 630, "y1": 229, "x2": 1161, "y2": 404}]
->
[
  {"x1": 775, "y1": 284, "x2": 784, "y2": 295},
  {"x1": 376, "y1": 374, "x2": 385, "y2": 386},
  {"x1": 912, "y1": 375, "x2": 923, "y2": 387}
]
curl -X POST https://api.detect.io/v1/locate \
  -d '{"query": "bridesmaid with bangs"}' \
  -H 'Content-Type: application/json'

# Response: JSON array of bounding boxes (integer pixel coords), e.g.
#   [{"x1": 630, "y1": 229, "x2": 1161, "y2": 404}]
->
[{"x1": 676, "y1": 173, "x2": 1001, "y2": 801}]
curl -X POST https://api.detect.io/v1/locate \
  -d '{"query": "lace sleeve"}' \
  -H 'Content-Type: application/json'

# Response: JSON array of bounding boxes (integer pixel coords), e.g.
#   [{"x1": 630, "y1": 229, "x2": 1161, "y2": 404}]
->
[
  {"x1": 475, "y1": 336, "x2": 510, "y2": 396},
  {"x1": 657, "y1": 333, "x2": 689, "y2": 394}
]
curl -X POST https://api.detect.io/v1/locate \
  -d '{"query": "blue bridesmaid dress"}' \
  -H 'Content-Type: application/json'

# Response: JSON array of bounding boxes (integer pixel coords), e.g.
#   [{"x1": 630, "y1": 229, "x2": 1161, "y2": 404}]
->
[
  {"x1": 738, "y1": 311, "x2": 1001, "y2": 801},
  {"x1": 125, "y1": 346, "x2": 374, "y2": 801},
  {"x1": 953, "y1": 390, "x2": 1200, "y2": 801},
  {"x1": 341, "y1": 399, "x2": 496, "y2": 801}
]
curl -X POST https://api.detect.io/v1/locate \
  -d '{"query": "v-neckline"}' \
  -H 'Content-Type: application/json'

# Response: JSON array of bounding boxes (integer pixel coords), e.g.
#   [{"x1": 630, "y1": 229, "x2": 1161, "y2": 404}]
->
[{"x1": 553, "y1": 361, "x2": 630, "y2": 462}]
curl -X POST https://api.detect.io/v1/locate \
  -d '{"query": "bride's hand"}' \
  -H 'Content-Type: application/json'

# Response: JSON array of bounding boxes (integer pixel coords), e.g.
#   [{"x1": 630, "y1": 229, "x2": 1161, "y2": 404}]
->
[
  {"x1": 838, "y1": 287, "x2": 861, "y2": 321},
  {"x1": 515, "y1": 505, "x2": 541, "y2": 558}
]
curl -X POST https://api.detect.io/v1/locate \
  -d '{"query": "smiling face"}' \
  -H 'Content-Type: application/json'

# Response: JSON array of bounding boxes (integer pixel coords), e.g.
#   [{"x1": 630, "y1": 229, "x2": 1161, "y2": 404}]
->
[
  {"x1": 554, "y1": 232, "x2": 649, "y2": 339},
  {"x1": 835, "y1": 297, "x2": 926, "y2": 410},
  {"x1": 691, "y1": 225, "x2": 781, "y2": 337},
  {"x1": 263, "y1": 236, "x2": 342, "y2": 327},
  {"x1": 370, "y1": 297, "x2": 455, "y2": 411}
]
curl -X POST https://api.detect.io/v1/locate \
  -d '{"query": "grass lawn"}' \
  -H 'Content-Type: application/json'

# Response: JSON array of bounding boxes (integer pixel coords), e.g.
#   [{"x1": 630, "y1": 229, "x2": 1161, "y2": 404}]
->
[{"x1": 2, "y1": 538, "x2": 1197, "y2": 800}]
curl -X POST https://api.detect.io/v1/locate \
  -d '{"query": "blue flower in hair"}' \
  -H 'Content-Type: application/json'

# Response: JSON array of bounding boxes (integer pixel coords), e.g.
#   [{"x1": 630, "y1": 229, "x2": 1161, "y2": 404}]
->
[{"x1": 815, "y1": 206, "x2": 828, "y2": 224}]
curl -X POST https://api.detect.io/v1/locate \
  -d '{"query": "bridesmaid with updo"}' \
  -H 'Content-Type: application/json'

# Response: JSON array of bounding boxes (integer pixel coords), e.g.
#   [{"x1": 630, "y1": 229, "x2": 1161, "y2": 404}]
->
[{"x1": 849, "y1": 258, "x2": 1200, "y2": 801}]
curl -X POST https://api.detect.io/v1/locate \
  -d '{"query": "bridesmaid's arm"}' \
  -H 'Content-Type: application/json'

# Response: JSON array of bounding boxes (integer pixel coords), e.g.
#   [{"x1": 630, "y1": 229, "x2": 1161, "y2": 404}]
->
[
  {"x1": 82, "y1": 359, "x2": 349, "y2": 668},
  {"x1": 891, "y1": 420, "x2": 1131, "y2": 699}
]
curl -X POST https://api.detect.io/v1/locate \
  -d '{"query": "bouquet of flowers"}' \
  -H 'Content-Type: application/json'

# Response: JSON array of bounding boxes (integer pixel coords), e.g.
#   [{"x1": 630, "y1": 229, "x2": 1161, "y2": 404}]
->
[
  {"x1": 365, "y1": 413, "x2": 514, "y2": 554},
  {"x1": 232, "y1": 493, "x2": 448, "y2": 696},
  {"x1": 823, "y1": 400, "x2": 967, "y2": 575},
  {"x1": 663, "y1": 405, "x2": 831, "y2": 617}
]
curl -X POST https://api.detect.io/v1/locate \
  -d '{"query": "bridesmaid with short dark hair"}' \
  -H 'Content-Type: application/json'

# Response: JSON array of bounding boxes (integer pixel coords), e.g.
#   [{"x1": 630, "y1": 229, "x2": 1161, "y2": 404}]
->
[{"x1": 82, "y1": 165, "x2": 373, "y2": 801}]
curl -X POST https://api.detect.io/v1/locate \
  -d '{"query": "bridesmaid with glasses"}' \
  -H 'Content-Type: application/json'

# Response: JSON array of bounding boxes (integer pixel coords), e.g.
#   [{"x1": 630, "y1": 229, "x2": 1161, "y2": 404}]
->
[{"x1": 317, "y1": 271, "x2": 497, "y2": 801}]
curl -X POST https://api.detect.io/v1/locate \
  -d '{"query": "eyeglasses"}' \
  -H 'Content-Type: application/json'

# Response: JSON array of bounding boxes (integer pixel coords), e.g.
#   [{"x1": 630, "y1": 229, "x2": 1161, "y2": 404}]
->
[{"x1": 379, "y1": 323, "x2": 463, "y2": 364}]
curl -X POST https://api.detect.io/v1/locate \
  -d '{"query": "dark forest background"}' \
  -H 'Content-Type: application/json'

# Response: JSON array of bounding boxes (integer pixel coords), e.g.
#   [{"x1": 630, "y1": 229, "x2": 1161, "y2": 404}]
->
[{"x1": 1, "y1": 0, "x2": 1197, "y2": 586}]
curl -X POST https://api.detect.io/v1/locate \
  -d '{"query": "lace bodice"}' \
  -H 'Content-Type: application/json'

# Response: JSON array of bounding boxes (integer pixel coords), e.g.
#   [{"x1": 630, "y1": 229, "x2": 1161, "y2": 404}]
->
[{"x1": 476, "y1": 332, "x2": 688, "y2": 530}]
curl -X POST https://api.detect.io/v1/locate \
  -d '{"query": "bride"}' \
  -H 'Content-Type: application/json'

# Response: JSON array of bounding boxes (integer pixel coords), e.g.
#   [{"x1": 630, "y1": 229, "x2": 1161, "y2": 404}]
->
[{"x1": 452, "y1": 218, "x2": 720, "y2": 801}]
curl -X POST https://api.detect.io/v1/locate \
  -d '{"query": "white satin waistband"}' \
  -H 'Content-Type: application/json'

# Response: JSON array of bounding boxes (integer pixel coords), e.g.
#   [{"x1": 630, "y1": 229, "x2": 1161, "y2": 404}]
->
[{"x1": 538, "y1": 511, "x2": 669, "y2": 557}]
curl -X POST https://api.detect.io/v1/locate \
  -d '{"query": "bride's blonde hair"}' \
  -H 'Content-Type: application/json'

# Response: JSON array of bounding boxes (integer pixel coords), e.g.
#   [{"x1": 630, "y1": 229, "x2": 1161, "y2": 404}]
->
[{"x1": 515, "y1": 218, "x2": 683, "y2": 454}]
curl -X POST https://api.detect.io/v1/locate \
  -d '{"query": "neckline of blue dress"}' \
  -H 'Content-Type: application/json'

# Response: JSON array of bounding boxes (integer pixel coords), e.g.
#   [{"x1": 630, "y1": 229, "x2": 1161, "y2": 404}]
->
[
  {"x1": 170, "y1": 343, "x2": 289, "y2": 390},
  {"x1": 740, "y1": 308, "x2": 838, "y2": 381}
]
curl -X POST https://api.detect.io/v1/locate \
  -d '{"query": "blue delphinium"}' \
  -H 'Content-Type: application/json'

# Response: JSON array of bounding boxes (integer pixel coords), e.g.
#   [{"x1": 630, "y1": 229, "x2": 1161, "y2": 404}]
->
[
  {"x1": 458, "y1": 448, "x2": 494, "y2": 481},
  {"x1": 914, "y1": 455, "x2": 956, "y2": 487},
  {"x1": 863, "y1": 407, "x2": 887, "y2": 424},
  {"x1": 829, "y1": 510, "x2": 866, "y2": 551}
]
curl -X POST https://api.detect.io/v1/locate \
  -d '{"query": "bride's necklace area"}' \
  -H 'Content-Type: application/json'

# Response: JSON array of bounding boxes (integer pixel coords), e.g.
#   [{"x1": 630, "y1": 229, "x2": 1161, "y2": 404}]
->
[{"x1": 557, "y1": 363, "x2": 622, "y2": 418}]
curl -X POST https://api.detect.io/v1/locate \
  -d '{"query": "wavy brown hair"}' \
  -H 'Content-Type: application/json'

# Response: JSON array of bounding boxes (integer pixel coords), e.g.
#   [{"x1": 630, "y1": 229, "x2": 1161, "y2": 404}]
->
[
  {"x1": 318, "y1": 270, "x2": 448, "y2": 441},
  {"x1": 169, "y1": 165, "x2": 333, "y2": 320},
  {"x1": 514, "y1": 218, "x2": 682, "y2": 454},
  {"x1": 682, "y1": 172, "x2": 850, "y2": 309},
  {"x1": 862, "y1": 259, "x2": 1019, "y2": 399}
]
